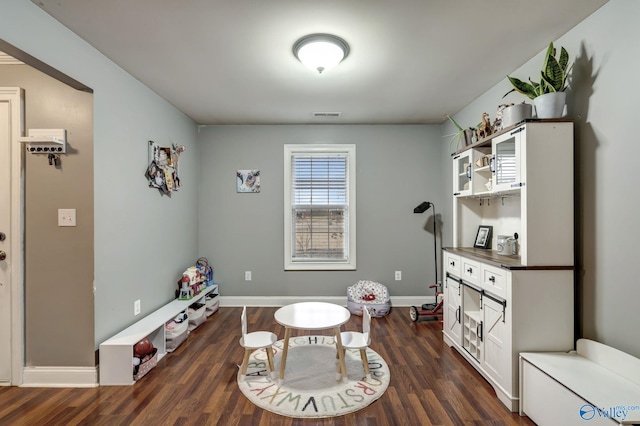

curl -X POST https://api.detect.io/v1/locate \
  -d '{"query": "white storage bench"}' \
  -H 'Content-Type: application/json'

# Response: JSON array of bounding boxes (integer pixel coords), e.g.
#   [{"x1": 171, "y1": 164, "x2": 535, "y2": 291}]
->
[
  {"x1": 99, "y1": 284, "x2": 218, "y2": 385},
  {"x1": 519, "y1": 339, "x2": 640, "y2": 425}
]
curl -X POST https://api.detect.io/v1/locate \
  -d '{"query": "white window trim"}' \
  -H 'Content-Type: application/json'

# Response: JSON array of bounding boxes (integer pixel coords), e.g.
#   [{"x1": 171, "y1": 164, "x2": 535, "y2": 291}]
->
[{"x1": 284, "y1": 144, "x2": 356, "y2": 271}]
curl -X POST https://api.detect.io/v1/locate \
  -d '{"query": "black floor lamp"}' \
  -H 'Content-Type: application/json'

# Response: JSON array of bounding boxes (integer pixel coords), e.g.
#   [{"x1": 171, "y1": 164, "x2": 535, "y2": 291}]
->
[{"x1": 410, "y1": 201, "x2": 443, "y2": 322}]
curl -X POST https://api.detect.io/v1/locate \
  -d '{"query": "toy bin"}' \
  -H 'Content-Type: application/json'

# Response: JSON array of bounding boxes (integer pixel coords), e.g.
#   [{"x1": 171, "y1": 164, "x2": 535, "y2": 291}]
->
[
  {"x1": 165, "y1": 313, "x2": 189, "y2": 352},
  {"x1": 205, "y1": 293, "x2": 219, "y2": 317},
  {"x1": 133, "y1": 348, "x2": 158, "y2": 381},
  {"x1": 187, "y1": 302, "x2": 206, "y2": 332}
]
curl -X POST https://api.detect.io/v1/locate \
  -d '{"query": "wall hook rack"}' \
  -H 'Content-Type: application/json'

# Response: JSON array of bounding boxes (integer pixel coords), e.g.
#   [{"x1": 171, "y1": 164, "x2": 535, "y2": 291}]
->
[{"x1": 18, "y1": 129, "x2": 66, "y2": 154}]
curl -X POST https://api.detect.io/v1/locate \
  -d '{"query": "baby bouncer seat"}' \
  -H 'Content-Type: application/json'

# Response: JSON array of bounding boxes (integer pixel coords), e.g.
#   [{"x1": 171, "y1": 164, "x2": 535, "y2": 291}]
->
[{"x1": 346, "y1": 280, "x2": 391, "y2": 318}]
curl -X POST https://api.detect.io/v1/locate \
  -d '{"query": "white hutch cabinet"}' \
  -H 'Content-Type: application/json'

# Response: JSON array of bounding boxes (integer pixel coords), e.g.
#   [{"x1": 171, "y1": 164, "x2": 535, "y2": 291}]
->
[{"x1": 443, "y1": 120, "x2": 575, "y2": 412}]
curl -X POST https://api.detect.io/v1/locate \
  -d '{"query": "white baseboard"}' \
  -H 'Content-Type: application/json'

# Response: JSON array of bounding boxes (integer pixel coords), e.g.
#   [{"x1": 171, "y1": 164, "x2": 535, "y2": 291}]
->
[
  {"x1": 219, "y1": 295, "x2": 435, "y2": 307},
  {"x1": 21, "y1": 366, "x2": 98, "y2": 388}
]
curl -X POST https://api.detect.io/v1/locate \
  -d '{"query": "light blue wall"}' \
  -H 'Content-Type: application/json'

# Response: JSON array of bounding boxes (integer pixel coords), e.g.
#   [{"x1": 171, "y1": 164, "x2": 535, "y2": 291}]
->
[
  {"x1": 4, "y1": 0, "x2": 638, "y2": 365},
  {"x1": 1, "y1": 0, "x2": 201, "y2": 350},
  {"x1": 443, "y1": 0, "x2": 640, "y2": 357},
  {"x1": 197, "y1": 125, "x2": 444, "y2": 298}
]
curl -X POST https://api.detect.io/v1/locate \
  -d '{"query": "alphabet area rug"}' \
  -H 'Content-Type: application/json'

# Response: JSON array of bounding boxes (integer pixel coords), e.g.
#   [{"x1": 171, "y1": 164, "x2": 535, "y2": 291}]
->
[{"x1": 237, "y1": 335, "x2": 390, "y2": 418}]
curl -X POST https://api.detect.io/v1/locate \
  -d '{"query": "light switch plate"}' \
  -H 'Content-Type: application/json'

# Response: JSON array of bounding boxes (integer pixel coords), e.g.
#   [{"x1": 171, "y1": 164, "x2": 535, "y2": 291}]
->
[{"x1": 58, "y1": 209, "x2": 76, "y2": 227}]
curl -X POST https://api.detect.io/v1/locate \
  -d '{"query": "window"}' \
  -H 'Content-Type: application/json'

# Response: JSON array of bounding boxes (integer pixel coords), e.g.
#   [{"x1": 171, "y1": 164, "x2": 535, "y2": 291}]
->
[{"x1": 284, "y1": 144, "x2": 356, "y2": 270}]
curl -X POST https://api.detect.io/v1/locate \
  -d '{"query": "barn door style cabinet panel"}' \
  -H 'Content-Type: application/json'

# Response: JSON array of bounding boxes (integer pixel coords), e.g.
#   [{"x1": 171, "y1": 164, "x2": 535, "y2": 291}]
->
[{"x1": 443, "y1": 120, "x2": 575, "y2": 412}]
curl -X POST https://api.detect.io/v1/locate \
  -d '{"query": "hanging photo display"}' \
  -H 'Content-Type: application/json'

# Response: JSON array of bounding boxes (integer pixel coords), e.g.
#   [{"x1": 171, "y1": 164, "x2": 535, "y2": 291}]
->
[{"x1": 146, "y1": 141, "x2": 185, "y2": 195}]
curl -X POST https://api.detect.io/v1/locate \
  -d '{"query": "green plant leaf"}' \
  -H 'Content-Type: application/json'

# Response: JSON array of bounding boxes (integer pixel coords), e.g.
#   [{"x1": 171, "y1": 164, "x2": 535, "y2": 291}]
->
[
  {"x1": 505, "y1": 76, "x2": 537, "y2": 99},
  {"x1": 503, "y1": 88, "x2": 517, "y2": 98},
  {"x1": 559, "y1": 47, "x2": 569, "y2": 72},
  {"x1": 446, "y1": 114, "x2": 464, "y2": 131},
  {"x1": 543, "y1": 55, "x2": 564, "y2": 92},
  {"x1": 541, "y1": 42, "x2": 554, "y2": 78},
  {"x1": 529, "y1": 79, "x2": 543, "y2": 96}
]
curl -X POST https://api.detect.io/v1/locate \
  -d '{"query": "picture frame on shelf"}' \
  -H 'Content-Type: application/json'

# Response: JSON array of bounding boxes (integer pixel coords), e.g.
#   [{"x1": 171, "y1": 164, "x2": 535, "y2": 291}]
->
[{"x1": 474, "y1": 225, "x2": 493, "y2": 249}]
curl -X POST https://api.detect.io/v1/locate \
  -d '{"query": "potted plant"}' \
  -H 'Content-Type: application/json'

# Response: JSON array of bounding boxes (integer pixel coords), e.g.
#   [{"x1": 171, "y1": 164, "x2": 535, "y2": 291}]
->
[
  {"x1": 503, "y1": 41, "x2": 572, "y2": 119},
  {"x1": 444, "y1": 114, "x2": 475, "y2": 151}
]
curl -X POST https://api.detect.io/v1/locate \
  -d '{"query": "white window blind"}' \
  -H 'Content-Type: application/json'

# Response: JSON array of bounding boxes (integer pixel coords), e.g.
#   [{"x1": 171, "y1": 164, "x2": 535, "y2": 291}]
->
[{"x1": 284, "y1": 144, "x2": 356, "y2": 270}]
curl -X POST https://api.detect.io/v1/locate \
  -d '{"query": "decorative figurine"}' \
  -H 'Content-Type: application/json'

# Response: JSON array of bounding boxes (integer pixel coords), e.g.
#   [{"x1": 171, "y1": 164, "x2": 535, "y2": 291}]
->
[{"x1": 476, "y1": 112, "x2": 493, "y2": 140}]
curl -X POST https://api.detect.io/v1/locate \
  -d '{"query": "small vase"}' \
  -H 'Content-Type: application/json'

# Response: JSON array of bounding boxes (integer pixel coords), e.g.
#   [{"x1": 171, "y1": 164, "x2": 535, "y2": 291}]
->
[
  {"x1": 534, "y1": 92, "x2": 566, "y2": 119},
  {"x1": 463, "y1": 128, "x2": 475, "y2": 146}
]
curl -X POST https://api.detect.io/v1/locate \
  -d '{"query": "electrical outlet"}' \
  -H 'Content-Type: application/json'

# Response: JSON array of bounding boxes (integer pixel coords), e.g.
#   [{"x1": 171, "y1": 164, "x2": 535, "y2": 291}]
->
[
  {"x1": 245, "y1": 271, "x2": 252, "y2": 281},
  {"x1": 134, "y1": 299, "x2": 141, "y2": 316},
  {"x1": 395, "y1": 271, "x2": 402, "y2": 281}
]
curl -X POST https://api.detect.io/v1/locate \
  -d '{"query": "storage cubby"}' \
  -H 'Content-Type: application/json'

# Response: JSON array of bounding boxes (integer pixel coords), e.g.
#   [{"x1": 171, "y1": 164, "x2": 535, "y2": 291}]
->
[
  {"x1": 462, "y1": 284, "x2": 482, "y2": 361},
  {"x1": 99, "y1": 284, "x2": 219, "y2": 385}
]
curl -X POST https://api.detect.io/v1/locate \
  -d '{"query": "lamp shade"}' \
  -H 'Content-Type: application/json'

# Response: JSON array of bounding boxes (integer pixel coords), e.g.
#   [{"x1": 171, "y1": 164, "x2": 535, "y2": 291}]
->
[
  {"x1": 293, "y1": 34, "x2": 349, "y2": 74},
  {"x1": 414, "y1": 201, "x2": 432, "y2": 214}
]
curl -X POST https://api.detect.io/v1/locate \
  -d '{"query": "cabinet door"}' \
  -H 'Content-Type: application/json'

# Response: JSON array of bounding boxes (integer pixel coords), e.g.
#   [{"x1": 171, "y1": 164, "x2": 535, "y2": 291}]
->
[
  {"x1": 482, "y1": 294, "x2": 510, "y2": 390},
  {"x1": 444, "y1": 275, "x2": 462, "y2": 345},
  {"x1": 452, "y1": 151, "x2": 473, "y2": 197},
  {"x1": 492, "y1": 126, "x2": 523, "y2": 192}
]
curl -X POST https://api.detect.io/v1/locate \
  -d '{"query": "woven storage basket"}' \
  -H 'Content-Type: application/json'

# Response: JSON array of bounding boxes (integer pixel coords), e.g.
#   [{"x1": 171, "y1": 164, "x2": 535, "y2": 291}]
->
[{"x1": 133, "y1": 348, "x2": 158, "y2": 381}]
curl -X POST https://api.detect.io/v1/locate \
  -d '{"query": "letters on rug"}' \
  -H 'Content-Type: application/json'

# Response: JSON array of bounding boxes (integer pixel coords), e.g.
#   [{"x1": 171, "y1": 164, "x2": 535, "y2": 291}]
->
[{"x1": 237, "y1": 335, "x2": 390, "y2": 418}]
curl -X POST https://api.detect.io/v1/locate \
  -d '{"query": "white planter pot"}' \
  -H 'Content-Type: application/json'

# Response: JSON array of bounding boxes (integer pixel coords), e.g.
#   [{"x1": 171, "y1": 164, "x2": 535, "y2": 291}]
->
[{"x1": 534, "y1": 92, "x2": 566, "y2": 119}]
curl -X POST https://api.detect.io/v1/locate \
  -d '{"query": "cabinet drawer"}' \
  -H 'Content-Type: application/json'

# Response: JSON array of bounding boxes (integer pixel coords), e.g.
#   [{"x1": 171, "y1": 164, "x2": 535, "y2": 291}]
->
[
  {"x1": 481, "y1": 264, "x2": 508, "y2": 299},
  {"x1": 444, "y1": 251, "x2": 461, "y2": 276},
  {"x1": 461, "y1": 257, "x2": 480, "y2": 285}
]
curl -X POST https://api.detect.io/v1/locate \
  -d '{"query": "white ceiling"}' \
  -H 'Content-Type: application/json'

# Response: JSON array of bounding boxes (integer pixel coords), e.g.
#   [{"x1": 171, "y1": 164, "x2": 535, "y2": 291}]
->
[{"x1": 32, "y1": 0, "x2": 609, "y2": 125}]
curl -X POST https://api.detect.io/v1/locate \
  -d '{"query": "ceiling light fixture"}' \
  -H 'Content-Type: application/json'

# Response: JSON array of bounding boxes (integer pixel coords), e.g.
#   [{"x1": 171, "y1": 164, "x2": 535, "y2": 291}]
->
[{"x1": 293, "y1": 33, "x2": 349, "y2": 74}]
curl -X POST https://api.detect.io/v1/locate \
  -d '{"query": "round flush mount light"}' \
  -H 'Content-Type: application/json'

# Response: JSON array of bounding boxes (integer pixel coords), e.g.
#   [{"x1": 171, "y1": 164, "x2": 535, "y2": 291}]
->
[{"x1": 293, "y1": 33, "x2": 350, "y2": 74}]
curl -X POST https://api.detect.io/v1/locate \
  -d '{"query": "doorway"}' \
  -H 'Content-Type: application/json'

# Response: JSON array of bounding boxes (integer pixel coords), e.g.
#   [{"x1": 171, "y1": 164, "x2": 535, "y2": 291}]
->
[{"x1": 0, "y1": 87, "x2": 24, "y2": 385}]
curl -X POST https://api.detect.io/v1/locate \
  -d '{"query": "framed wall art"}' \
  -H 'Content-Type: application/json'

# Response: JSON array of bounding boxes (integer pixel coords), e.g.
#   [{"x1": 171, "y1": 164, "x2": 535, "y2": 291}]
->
[{"x1": 237, "y1": 169, "x2": 260, "y2": 193}]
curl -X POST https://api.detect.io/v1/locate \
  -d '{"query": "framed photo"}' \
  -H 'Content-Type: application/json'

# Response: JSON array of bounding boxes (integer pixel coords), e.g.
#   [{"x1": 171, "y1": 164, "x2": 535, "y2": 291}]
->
[{"x1": 474, "y1": 225, "x2": 493, "y2": 249}]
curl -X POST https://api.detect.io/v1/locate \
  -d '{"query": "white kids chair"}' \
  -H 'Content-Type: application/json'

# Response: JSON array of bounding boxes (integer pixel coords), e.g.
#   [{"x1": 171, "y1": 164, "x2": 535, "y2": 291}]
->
[
  {"x1": 239, "y1": 306, "x2": 277, "y2": 381},
  {"x1": 339, "y1": 306, "x2": 372, "y2": 380}
]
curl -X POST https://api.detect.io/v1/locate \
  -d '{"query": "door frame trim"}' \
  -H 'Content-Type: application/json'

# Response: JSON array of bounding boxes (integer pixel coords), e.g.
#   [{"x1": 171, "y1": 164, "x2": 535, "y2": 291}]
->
[{"x1": 1, "y1": 87, "x2": 25, "y2": 386}]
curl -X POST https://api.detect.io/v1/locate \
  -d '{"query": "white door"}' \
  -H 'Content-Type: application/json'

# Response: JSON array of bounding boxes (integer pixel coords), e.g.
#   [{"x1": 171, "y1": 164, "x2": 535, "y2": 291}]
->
[
  {"x1": 0, "y1": 87, "x2": 24, "y2": 385},
  {"x1": 482, "y1": 296, "x2": 508, "y2": 389}
]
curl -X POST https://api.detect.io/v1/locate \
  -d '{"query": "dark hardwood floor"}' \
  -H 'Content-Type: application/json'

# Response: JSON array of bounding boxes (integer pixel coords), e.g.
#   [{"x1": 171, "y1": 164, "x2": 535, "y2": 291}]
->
[{"x1": 0, "y1": 307, "x2": 535, "y2": 425}]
